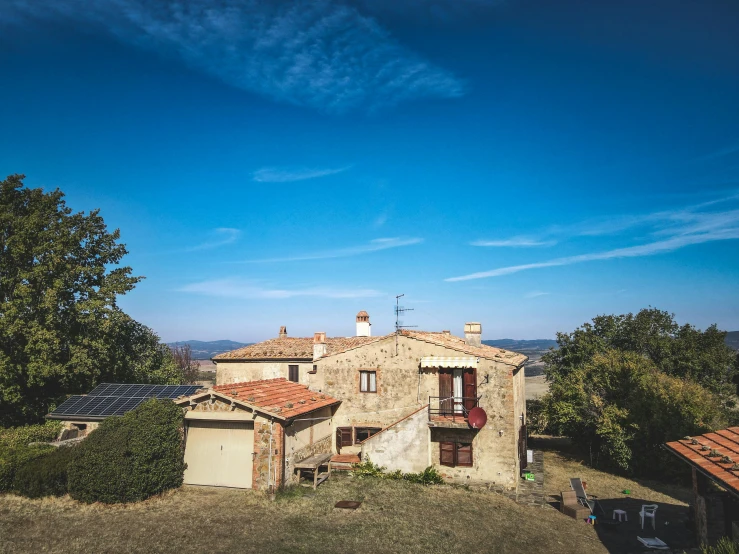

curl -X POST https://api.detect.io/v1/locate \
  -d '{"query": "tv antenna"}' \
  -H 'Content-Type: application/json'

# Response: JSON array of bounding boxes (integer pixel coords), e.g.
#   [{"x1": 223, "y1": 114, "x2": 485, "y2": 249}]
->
[{"x1": 394, "y1": 294, "x2": 417, "y2": 355}]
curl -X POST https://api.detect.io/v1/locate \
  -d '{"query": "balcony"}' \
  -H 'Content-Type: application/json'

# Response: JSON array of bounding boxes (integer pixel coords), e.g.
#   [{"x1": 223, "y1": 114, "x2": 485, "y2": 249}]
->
[{"x1": 428, "y1": 396, "x2": 480, "y2": 428}]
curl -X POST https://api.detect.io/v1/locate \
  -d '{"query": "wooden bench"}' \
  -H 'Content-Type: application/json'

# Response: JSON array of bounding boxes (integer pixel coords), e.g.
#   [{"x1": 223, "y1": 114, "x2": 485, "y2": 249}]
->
[{"x1": 294, "y1": 452, "x2": 334, "y2": 489}]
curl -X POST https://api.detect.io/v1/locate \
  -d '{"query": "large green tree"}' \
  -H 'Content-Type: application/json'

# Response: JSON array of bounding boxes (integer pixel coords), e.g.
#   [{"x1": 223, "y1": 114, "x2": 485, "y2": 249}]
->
[
  {"x1": 540, "y1": 308, "x2": 738, "y2": 476},
  {"x1": 0, "y1": 174, "x2": 180, "y2": 426}
]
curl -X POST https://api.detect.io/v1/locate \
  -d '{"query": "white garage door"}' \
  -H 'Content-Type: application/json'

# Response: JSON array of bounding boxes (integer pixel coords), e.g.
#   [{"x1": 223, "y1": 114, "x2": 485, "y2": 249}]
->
[{"x1": 184, "y1": 420, "x2": 254, "y2": 488}]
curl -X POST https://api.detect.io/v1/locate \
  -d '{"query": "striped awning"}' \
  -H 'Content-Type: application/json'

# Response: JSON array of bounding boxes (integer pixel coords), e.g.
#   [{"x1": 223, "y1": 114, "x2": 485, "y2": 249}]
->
[{"x1": 420, "y1": 356, "x2": 478, "y2": 369}]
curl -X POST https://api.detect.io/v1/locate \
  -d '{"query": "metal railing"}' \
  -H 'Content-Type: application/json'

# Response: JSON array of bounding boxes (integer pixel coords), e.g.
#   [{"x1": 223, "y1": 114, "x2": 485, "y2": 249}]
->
[{"x1": 428, "y1": 396, "x2": 480, "y2": 422}]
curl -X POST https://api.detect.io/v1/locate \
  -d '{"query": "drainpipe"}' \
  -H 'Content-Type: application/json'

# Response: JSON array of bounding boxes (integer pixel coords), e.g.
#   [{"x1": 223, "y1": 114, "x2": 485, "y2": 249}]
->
[{"x1": 268, "y1": 419, "x2": 273, "y2": 496}]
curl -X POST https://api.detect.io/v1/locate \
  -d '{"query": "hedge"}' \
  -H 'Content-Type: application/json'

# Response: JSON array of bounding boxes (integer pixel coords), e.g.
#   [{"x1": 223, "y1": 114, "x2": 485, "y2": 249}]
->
[
  {"x1": 13, "y1": 445, "x2": 77, "y2": 498},
  {"x1": 67, "y1": 399, "x2": 185, "y2": 503},
  {"x1": 0, "y1": 421, "x2": 63, "y2": 449},
  {"x1": 0, "y1": 444, "x2": 55, "y2": 493}
]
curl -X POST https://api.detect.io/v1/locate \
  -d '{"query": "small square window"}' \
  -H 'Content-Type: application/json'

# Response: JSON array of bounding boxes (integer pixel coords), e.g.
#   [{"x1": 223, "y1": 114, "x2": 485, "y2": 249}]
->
[
  {"x1": 359, "y1": 370, "x2": 376, "y2": 393},
  {"x1": 288, "y1": 365, "x2": 299, "y2": 382},
  {"x1": 354, "y1": 427, "x2": 382, "y2": 444},
  {"x1": 440, "y1": 442, "x2": 473, "y2": 467}
]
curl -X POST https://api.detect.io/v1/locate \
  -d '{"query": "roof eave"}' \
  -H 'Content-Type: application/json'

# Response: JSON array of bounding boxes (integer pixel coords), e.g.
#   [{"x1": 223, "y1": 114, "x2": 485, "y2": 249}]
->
[{"x1": 663, "y1": 443, "x2": 739, "y2": 500}]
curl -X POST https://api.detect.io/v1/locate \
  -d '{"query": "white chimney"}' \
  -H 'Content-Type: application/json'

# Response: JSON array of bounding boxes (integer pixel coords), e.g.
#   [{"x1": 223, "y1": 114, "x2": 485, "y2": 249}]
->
[
  {"x1": 464, "y1": 322, "x2": 481, "y2": 347},
  {"x1": 356, "y1": 311, "x2": 371, "y2": 337},
  {"x1": 313, "y1": 332, "x2": 327, "y2": 360},
  {"x1": 279, "y1": 326, "x2": 287, "y2": 339}
]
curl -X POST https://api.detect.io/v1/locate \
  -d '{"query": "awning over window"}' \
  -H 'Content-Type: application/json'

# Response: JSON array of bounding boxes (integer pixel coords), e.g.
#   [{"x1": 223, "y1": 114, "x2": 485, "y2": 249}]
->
[{"x1": 420, "y1": 356, "x2": 478, "y2": 369}]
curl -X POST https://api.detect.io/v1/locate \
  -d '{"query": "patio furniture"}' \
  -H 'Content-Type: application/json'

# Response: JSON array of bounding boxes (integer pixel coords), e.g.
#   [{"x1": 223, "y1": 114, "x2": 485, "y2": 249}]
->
[
  {"x1": 560, "y1": 490, "x2": 590, "y2": 520},
  {"x1": 613, "y1": 509, "x2": 627, "y2": 522},
  {"x1": 570, "y1": 477, "x2": 604, "y2": 515},
  {"x1": 637, "y1": 536, "x2": 669, "y2": 550},
  {"x1": 640, "y1": 504, "x2": 659, "y2": 530},
  {"x1": 294, "y1": 452, "x2": 333, "y2": 489}
]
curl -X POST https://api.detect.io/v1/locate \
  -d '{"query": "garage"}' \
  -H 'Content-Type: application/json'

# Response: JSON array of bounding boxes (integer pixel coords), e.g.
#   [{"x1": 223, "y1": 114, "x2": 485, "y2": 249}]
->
[{"x1": 183, "y1": 419, "x2": 254, "y2": 488}]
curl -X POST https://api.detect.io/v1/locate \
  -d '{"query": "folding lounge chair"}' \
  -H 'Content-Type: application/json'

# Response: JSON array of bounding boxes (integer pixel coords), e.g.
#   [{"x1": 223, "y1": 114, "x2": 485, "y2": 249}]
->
[{"x1": 570, "y1": 477, "x2": 605, "y2": 516}]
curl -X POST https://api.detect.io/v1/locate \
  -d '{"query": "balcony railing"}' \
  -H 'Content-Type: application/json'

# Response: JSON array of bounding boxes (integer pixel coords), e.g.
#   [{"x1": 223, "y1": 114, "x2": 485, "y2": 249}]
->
[{"x1": 428, "y1": 396, "x2": 480, "y2": 423}]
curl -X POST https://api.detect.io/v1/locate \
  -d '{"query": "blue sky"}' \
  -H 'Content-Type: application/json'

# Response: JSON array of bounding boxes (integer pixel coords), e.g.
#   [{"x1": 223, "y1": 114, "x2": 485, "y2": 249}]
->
[{"x1": 1, "y1": 0, "x2": 738, "y2": 342}]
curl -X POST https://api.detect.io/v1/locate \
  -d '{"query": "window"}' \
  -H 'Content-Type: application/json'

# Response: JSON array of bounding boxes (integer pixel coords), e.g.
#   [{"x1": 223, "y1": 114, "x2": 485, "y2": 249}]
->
[
  {"x1": 354, "y1": 427, "x2": 382, "y2": 444},
  {"x1": 337, "y1": 427, "x2": 353, "y2": 448},
  {"x1": 288, "y1": 365, "x2": 299, "y2": 382},
  {"x1": 359, "y1": 370, "x2": 377, "y2": 393},
  {"x1": 440, "y1": 442, "x2": 473, "y2": 467}
]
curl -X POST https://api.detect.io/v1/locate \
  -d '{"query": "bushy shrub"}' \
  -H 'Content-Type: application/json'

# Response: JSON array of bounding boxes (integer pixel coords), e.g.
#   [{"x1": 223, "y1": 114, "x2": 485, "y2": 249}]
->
[
  {"x1": 68, "y1": 399, "x2": 185, "y2": 504},
  {"x1": 0, "y1": 421, "x2": 63, "y2": 449},
  {"x1": 351, "y1": 458, "x2": 444, "y2": 485},
  {"x1": 13, "y1": 445, "x2": 77, "y2": 498},
  {"x1": 351, "y1": 458, "x2": 386, "y2": 478},
  {"x1": 0, "y1": 444, "x2": 55, "y2": 493},
  {"x1": 702, "y1": 537, "x2": 739, "y2": 554},
  {"x1": 402, "y1": 467, "x2": 444, "y2": 485}
]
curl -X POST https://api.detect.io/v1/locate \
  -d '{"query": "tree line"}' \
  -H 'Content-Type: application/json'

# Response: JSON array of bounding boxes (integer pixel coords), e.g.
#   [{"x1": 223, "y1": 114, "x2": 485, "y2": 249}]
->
[{"x1": 0, "y1": 175, "x2": 199, "y2": 427}]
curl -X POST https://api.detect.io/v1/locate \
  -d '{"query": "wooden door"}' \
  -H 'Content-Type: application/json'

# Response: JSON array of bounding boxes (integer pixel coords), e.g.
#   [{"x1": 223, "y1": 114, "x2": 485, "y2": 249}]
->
[
  {"x1": 336, "y1": 427, "x2": 353, "y2": 452},
  {"x1": 439, "y1": 370, "x2": 453, "y2": 415},
  {"x1": 463, "y1": 369, "x2": 477, "y2": 412},
  {"x1": 184, "y1": 420, "x2": 253, "y2": 488}
]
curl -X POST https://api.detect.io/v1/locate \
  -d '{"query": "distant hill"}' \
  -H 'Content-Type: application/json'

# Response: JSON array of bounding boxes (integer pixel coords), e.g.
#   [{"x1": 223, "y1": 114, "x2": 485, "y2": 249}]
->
[
  {"x1": 167, "y1": 340, "x2": 251, "y2": 360},
  {"x1": 727, "y1": 331, "x2": 739, "y2": 350},
  {"x1": 483, "y1": 339, "x2": 558, "y2": 352}
]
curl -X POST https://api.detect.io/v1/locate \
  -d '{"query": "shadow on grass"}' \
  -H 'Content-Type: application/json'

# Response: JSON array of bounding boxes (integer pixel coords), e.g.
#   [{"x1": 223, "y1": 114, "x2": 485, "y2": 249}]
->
[{"x1": 529, "y1": 435, "x2": 693, "y2": 504}]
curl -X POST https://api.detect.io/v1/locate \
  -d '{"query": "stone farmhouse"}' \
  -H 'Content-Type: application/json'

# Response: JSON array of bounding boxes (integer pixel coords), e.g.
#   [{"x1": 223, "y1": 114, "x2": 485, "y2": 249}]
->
[{"x1": 212, "y1": 311, "x2": 528, "y2": 489}]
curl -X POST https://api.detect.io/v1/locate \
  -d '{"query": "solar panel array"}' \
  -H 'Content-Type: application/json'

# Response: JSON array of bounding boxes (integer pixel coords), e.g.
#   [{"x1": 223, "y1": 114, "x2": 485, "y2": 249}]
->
[{"x1": 49, "y1": 383, "x2": 203, "y2": 419}]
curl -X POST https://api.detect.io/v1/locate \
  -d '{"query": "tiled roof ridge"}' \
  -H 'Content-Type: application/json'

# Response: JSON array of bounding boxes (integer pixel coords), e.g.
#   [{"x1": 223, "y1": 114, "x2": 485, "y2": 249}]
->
[{"x1": 400, "y1": 330, "x2": 527, "y2": 366}]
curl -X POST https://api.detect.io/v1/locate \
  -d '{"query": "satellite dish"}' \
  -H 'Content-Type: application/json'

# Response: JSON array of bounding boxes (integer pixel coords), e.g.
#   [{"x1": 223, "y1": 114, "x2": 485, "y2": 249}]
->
[{"x1": 468, "y1": 407, "x2": 487, "y2": 429}]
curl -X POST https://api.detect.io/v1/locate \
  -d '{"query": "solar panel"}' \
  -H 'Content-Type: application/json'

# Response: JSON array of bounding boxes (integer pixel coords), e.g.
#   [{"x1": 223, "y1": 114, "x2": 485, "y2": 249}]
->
[{"x1": 49, "y1": 383, "x2": 203, "y2": 419}]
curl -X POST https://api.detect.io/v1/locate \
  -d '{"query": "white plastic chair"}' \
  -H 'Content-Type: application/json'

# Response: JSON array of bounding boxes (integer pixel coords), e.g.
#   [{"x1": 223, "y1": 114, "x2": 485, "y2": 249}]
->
[{"x1": 639, "y1": 504, "x2": 658, "y2": 529}]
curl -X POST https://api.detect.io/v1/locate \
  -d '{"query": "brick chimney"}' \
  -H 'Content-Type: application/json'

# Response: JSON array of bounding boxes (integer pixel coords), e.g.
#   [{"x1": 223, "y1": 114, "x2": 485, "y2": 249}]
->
[
  {"x1": 356, "y1": 311, "x2": 371, "y2": 337},
  {"x1": 279, "y1": 326, "x2": 287, "y2": 339},
  {"x1": 313, "y1": 332, "x2": 327, "y2": 360},
  {"x1": 464, "y1": 322, "x2": 481, "y2": 347}
]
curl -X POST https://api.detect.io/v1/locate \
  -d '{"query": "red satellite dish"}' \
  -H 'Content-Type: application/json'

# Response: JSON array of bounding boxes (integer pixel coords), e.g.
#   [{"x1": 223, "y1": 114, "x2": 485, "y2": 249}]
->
[{"x1": 468, "y1": 407, "x2": 487, "y2": 429}]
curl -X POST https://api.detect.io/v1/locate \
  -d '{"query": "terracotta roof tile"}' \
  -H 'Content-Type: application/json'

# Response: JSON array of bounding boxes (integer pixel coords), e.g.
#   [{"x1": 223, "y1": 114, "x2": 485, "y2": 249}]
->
[
  {"x1": 400, "y1": 330, "x2": 528, "y2": 366},
  {"x1": 665, "y1": 427, "x2": 739, "y2": 496},
  {"x1": 214, "y1": 330, "x2": 527, "y2": 366},
  {"x1": 210, "y1": 378, "x2": 340, "y2": 419},
  {"x1": 213, "y1": 336, "x2": 382, "y2": 361}
]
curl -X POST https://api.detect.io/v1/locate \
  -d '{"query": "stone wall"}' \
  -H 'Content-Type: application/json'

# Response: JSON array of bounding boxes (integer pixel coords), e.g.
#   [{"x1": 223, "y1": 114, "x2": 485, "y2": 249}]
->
[
  {"x1": 285, "y1": 434, "x2": 332, "y2": 485},
  {"x1": 694, "y1": 468, "x2": 729, "y2": 545},
  {"x1": 216, "y1": 361, "x2": 314, "y2": 386},
  {"x1": 252, "y1": 418, "x2": 285, "y2": 491},
  {"x1": 314, "y1": 334, "x2": 522, "y2": 486}
]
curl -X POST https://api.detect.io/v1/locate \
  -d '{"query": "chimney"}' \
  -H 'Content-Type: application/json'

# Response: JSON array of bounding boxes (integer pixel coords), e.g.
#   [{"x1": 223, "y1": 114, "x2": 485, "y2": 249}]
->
[
  {"x1": 313, "y1": 332, "x2": 327, "y2": 360},
  {"x1": 442, "y1": 330, "x2": 451, "y2": 336},
  {"x1": 356, "y1": 311, "x2": 371, "y2": 337},
  {"x1": 464, "y1": 322, "x2": 481, "y2": 347},
  {"x1": 279, "y1": 326, "x2": 287, "y2": 339}
]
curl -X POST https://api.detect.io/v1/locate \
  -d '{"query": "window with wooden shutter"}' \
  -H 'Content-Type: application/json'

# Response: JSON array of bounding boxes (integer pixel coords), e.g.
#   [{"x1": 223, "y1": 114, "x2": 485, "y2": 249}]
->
[
  {"x1": 439, "y1": 442, "x2": 473, "y2": 467},
  {"x1": 288, "y1": 365, "x2": 299, "y2": 382},
  {"x1": 355, "y1": 427, "x2": 382, "y2": 444},
  {"x1": 440, "y1": 442, "x2": 455, "y2": 466},
  {"x1": 337, "y1": 427, "x2": 353, "y2": 448},
  {"x1": 457, "y1": 443, "x2": 473, "y2": 467}
]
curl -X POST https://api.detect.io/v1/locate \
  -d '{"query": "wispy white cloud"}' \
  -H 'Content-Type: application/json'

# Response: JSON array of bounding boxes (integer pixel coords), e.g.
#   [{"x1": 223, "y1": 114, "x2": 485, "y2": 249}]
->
[
  {"x1": 253, "y1": 166, "x2": 349, "y2": 183},
  {"x1": 179, "y1": 278, "x2": 382, "y2": 299},
  {"x1": 5, "y1": 0, "x2": 465, "y2": 113},
  {"x1": 524, "y1": 291, "x2": 549, "y2": 298},
  {"x1": 472, "y1": 237, "x2": 556, "y2": 247},
  {"x1": 447, "y1": 198, "x2": 739, "y2": 282},
  {"x1": 186, "y1": 227, "x2": 240, "y2": 251},
  {"x1": 243, "y1": 237, "x2": 423, "y2": 263},
  {"x1": 692, "y1": 143, "x2": 739, "y2": 163}
]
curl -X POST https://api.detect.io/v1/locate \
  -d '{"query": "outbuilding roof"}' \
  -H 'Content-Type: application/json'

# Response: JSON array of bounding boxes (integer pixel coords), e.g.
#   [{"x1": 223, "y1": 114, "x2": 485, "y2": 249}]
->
[
  {"x1": 665, "y1": 428, "x2": 739, "y2": 496},
  {"x1": 193, "y1": 378, "x2": 340, "y2": 420}
]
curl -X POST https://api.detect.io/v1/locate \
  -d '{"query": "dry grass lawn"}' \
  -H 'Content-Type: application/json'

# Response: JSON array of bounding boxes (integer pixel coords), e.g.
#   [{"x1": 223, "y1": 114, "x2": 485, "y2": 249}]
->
[
  {"x1": 1, "y1": 473, "x2": 607, "y2": 554},
  {"x1": 0, "y1": 440, "x2": 696, "y2": 554}
]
